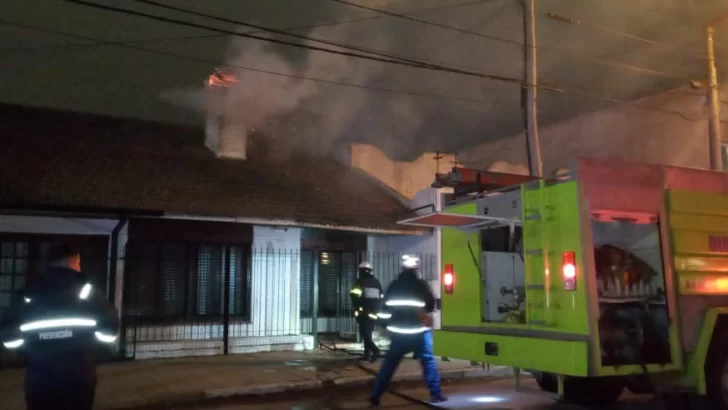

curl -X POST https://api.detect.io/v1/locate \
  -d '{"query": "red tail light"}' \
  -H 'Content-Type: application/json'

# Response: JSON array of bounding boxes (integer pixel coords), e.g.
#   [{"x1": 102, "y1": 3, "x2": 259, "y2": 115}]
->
[
  {"x1": 443, "y1": 264, "x2": 454, "y2": 294},
  {"x1": 562, "y1": 252, "x2": 577, "y2": 291}
]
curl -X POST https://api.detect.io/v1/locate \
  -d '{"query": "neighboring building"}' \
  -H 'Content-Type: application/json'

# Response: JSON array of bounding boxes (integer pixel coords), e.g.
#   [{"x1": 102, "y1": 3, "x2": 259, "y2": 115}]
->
[
  {"x1": 0, "y1": 103, "x2": 429, "y2": 360},
  {"x1": 462, "y1": 86, "x2": 728, "y2": 173}
]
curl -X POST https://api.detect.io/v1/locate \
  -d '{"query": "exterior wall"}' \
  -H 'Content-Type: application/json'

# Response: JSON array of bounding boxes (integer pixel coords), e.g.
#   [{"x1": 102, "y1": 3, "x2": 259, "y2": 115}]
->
[
  {"x1": 367, "y1": 187, "x2": 451, "y2": 330},
  {"x1": 350, "y1": 143, "x2": 455, "y2": 200},
  {"x1": 462, "y1": 87, "x2": 728, "y2": 173},
  {"x1": 248, "y1": 226, "x2": 308, "y2": 349},
  {"x1": 129, "y1": 224, "x2": 311, "y2": 359}
]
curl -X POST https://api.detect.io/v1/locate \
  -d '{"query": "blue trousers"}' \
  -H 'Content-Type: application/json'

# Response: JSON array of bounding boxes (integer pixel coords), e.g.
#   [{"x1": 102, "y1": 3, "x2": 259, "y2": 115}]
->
[{"x1": 371, "y1": 330, "x2": 441, "y2": 399}]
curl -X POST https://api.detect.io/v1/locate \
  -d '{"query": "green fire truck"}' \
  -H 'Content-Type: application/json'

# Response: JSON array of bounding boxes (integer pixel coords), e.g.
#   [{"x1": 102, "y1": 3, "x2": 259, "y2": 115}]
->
[{"x1": 398, "y1": 158, "x2": 728, "y2": 408}]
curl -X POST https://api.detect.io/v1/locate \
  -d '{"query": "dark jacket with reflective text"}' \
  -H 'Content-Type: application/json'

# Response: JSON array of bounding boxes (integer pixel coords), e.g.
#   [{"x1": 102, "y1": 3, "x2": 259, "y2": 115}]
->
[
  {"x1": 378, "y1": 270, "x2": 436, "y2": 334},
  {"x1": 0, "y1": 267, "x2": 120, "y2": 389}
]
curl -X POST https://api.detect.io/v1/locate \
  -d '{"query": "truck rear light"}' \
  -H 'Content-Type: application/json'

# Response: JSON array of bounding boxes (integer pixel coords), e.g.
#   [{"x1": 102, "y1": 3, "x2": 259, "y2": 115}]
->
[
  {"x1": 562, "y1": 251, "x2": 577, "y2": 291},
  {"x1": 444, "y1": 264, "x2": 454, "y2": 294}
]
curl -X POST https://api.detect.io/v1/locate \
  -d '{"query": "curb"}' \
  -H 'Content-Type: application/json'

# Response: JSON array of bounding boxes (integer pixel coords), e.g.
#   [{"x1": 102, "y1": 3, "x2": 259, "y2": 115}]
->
[{"x1": 204, "y1": 367, "x2": 512, "y2": 399}]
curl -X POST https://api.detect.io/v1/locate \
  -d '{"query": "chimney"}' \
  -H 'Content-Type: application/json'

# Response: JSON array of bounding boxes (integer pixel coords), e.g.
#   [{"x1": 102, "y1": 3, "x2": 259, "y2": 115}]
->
[{"x1": 204, "y1": 69, "x2": 247, "y2": 160}]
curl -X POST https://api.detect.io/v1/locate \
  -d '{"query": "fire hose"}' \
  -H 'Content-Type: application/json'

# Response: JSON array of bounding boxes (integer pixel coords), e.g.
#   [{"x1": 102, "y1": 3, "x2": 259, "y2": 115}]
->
[
  {"x1": 317, "y1": 328, "x2": 444, "y2": 408},
  {"x1": 604, "y1": 300, "x2": 669, "y2": 410}
]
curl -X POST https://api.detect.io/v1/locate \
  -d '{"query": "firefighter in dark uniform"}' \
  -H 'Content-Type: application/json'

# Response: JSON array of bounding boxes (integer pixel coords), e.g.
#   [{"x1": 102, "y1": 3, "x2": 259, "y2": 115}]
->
[
  {"x1": 369, "y1": 255, "x2": 447, "y2": 407},
  {"x1": 0, "y1": 244, "x2": 120, "y2": 410},
  {"x1": 349, "y1": 261, "x2": 383, "y2": 362}
]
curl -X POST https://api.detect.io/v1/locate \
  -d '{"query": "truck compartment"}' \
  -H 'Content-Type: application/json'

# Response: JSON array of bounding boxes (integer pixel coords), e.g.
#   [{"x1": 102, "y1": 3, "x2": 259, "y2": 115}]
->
[
  {"x1": 591, "y1": 211, "x2": 671, "y2": 366},
  {"x1": 476, "y1": 189, "x2": 527, "y2": 323}
]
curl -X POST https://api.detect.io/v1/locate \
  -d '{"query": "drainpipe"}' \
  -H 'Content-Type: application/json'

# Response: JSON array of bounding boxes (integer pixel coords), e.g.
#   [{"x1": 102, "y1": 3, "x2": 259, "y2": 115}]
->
[
  {"x1": 108, "y1": 218, "x2": 128, "y2": 357},
  {"x1": 108, "y1": 218, "x2": 128, "y2": 303}
]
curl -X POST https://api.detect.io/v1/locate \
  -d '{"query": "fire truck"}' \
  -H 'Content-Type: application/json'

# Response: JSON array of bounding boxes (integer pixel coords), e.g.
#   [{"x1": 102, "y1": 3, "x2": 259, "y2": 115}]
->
[{"x1": 398, "y1": 158, "x2": 728, "y2": 408}]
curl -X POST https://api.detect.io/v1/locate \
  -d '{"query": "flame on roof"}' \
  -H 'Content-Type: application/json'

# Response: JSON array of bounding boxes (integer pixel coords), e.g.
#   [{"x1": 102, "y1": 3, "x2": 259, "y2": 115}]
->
[{"x1": 206, "y1": 69, "x2": 238, "y2": 88}]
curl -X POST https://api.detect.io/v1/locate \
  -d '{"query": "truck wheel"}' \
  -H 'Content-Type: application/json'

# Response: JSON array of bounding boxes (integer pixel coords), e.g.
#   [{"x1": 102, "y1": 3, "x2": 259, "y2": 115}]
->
[
  {"x1": 705, "y1": 326, "x2": 728, "y2": 410},
  {"x1": 533, "y1": 371, "x2": 558, "y2": 393},
  {"x1": 562, "y1": 377, "x2": 625, "y2": 407},
  {"x1": 624, "y1": 375, "x2": 654, "y2": 395}
]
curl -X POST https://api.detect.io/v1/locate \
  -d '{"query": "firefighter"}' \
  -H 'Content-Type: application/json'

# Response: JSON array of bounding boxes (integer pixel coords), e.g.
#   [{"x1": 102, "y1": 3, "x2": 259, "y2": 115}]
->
[
  {"x1": 0, "y1": 244, "x2": 119, "y2": 410},
  {"x1": 350, "y1": 261, "x2": 383, "y2": 362},
  {"x1": 369, "y1": 255, "x2": 447, "y2": 407}
]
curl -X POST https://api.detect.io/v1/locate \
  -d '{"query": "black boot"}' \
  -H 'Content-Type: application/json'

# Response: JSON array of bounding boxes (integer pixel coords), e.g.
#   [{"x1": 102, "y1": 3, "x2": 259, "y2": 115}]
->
[{"x1": 430, "y1": 394, "x2": 448, "y2": 403}]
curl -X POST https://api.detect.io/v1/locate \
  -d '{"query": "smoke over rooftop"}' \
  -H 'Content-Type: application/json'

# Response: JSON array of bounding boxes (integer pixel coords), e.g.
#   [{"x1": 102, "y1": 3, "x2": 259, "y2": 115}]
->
[{"x1": 160, "y1": 0, "x2": 726, "y2": 165}]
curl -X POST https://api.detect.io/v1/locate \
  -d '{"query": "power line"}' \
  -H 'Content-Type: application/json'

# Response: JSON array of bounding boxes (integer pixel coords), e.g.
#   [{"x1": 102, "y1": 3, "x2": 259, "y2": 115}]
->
[
  {"x1": 330, "y1": 0, "x2": 698, "y2": 80},
  {"x1": 11, "y1": 0, "x2": 695, "y2": 82},
  {"x1": 330, "y1": 0, "x2": 521, "y2": 46},
  {"x1": 4, "y1": 8, "x2": 718, "y2": 122},
  {"x1": 0, "y1": 20, "x2": 497, "y2": 105},
  {"x1": 125, "y1": 0, "x2": 519, "y2": 77},
  {"x1": 543, "y1": 12, "x2": 708, "y2": 60},
  {"x1": 0, "y1": 0, "x2": 493, "y2": 53},
  {"x1": 59, "y1": 0, "x2": 525, "y2": 85},
  {"x1": 126, "y1": 0, "x2": 460, "y2": 69}
]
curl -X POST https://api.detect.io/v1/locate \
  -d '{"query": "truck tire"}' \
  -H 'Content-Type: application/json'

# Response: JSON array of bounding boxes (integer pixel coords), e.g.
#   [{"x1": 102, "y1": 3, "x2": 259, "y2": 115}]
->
[
  {"x1": 624, "y1": 375, "x2": 654, "y2": 395},
  {"x1": 533, "y1": 371, "x2": 558, "y2": 393},
  {"x1": 533, "y1": 372, "x2": 624, "y2": 407},
  {"x1": 705, "y1": 325, "x2": 728, "y2": 410},
  {"x1": 562, "y1": 377, "x2": 625, "y2": 407}
]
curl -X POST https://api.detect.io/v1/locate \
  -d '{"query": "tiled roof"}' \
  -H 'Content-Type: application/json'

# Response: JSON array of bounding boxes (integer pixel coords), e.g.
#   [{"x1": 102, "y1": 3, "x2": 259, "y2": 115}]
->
[{"x1": 0, "y1": 104, "x2": 422, "y2": 234}]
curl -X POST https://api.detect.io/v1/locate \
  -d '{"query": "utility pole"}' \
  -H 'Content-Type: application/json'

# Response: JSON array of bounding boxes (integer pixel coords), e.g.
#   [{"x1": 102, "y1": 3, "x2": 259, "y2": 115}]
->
[
  {"x1": 524, "y1": 0, "x2": 543, "y2": 177},
  {"x1": 706, "y1": 25, "x2": 723, "y2": 171}
]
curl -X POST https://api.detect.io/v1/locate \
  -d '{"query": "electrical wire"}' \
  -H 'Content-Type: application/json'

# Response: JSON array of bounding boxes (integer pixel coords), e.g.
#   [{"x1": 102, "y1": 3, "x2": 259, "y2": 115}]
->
[
  {"x1": 544, "y1": 12, "x2": 708, "y2": 60},
  {"x1": 7, "y1": 3, "x2": 721, "y2": 123},
  {"x1": 331, "y1": 0, "x2": 700, "y2": 80},
  {"x1": 52, "y1": 1, "x2": 721, "y2": 122},
  {"x1": 0, "y1": 20, "x2": 498, "y2": 105},
  {"x1": 58, "y1": 0, "x2": 527, "y2": 85},
  {"x1": 2, "y1": 17, "x2": 715, "y2": 125},
  {"x1": 127, "y1": 0, "x2": 457, "y2": 69},
  {"x1": 124, "y1": 0, "x2": 527, "y2": 79},
  {"x1": 0, "y1": 0, "x2": 495, "y2": 53},
  {"x1": 14, "y1": 0, "x2": 691, "y2": 82}
]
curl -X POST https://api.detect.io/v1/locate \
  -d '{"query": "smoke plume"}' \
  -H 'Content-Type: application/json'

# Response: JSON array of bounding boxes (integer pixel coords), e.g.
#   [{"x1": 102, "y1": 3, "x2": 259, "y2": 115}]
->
[{"x1": 160, "y1": 0, "x2": 724, "y2": 166}]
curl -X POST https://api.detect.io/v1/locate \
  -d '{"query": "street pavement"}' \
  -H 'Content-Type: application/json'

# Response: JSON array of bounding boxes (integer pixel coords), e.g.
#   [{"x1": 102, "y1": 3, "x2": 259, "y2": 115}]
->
[
  {"x1": 183, "y1": 378, "x2": 655, "y2": 410},
  {"x1": 0, "y1": 349, "x2": 507, "y2": 410}
]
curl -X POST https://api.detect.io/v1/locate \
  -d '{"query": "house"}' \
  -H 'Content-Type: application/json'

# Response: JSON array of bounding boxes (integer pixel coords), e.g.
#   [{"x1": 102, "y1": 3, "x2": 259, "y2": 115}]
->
[
  {"x1": 462, "y1": 86, "x2": 728, "y2": 172},
  {"x1": 0, "y1": 103, "x2": 433, "y2": 360}
]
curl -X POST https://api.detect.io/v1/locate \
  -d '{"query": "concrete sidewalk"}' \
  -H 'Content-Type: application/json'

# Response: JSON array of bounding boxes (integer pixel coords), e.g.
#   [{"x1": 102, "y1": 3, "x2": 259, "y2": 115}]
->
[{"x1": 0, "y1": 350, "x2": 511, "y2": 410}]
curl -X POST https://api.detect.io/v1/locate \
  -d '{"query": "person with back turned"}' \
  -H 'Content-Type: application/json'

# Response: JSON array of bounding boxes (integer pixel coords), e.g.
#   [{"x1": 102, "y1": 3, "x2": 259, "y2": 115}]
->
[
  {"x1": 350, "y1": 261, "x2": 383, "y2": 362},
  {"x1": 369, "y1": 255, "x2": 447, "y2": 407},
  {"x1": 0, "y1": 244, "x2": 120, "y2": 410}
]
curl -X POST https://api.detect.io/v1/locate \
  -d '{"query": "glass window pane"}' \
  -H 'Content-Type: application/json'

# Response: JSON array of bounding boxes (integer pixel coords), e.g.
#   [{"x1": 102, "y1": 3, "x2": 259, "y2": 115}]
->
[
  {"x1": 13, "y1": 276, "x2": 25, "y2": 290},
  {"x1": 0, "y1": 259, "x2": 14, "y2": 274},
  {"x1": 0, "y1": 292, "x2": 10, "y2": 308},
  {"x1": 14, "y1": 259, "x2": 27, "y2": 275},
  {"x1": 0, "y1": 243, "x2": 14, "y2": 258},
  {"x1": 0, "y1": 276, "x2": 12, "y2": 291}
]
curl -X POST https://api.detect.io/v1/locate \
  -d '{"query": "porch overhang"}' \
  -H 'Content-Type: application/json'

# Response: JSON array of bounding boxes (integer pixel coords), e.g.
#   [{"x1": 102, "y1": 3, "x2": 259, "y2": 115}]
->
[{"x1": 397, "y1": 212, "x2": 521, "y2": 231}]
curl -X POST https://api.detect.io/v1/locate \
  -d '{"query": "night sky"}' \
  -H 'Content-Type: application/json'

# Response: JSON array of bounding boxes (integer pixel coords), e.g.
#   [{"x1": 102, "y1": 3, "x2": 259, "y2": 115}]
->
[{"x1": 2, "y1": 0, "x2": 727, "y2": 160}]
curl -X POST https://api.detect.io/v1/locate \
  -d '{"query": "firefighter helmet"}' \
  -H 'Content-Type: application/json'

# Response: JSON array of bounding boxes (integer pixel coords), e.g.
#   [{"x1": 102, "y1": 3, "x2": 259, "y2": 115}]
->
[{"x1": 401, "y1": 255, "x2": 420, "y2": 269}]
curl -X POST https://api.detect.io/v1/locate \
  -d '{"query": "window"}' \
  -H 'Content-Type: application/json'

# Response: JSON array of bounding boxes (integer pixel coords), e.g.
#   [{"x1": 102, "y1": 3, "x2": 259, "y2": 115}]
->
[
  {"x1": 0, "y1": 241, "x2": 29, "y2": 314},
  {"x1": 299, "y1": 250, "x2": 359, "y2": 317},
  {"x1": 0, "y1": 236, "x2": 109, "y2": 318},
  {"x1": 125, "y1": 242, "x2": 251, "y2": 320},
  {"x1": 125, "y1": 242, "x2": 188, "y2": 318},
  {"x1": 299, "y1": 251, "x2": 314, "y2": 317},
  {"x1": 196, "y1": 245, "x2": 250, "y2": 316}
]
